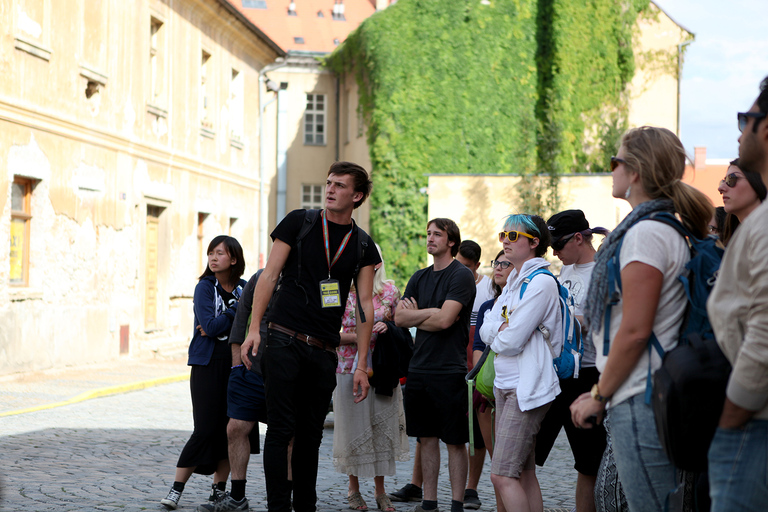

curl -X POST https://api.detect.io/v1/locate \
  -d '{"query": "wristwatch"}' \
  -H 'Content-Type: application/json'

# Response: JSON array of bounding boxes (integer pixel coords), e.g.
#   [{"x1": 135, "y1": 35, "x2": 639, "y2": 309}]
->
[{"x1": 591, "y1": 383, "x2": 609, "y2": 403}]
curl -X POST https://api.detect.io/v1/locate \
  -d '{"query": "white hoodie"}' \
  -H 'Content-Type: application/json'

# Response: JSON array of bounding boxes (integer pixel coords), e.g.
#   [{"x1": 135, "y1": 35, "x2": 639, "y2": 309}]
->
[{"x1": 479, "y1": 258, "x2": 562, "y2": 411}]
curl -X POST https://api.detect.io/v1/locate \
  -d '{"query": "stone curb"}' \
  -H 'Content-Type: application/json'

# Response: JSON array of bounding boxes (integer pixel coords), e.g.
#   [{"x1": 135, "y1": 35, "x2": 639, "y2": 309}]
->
[{"x1": 0, "y1": 372, "x2": 189, "y2": 417}]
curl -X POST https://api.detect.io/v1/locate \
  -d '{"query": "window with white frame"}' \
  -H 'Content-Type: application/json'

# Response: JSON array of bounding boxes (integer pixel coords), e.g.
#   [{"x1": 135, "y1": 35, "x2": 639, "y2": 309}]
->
[
  {"x1": 10, "y1": 178, "x2": 33, "y2": 286},
  {"x1": 301, "y1": 184, "x2": 325, "y2": 209},
  {"x1": 304, "y1": 94, "x2": 326, "y2": 145},
  {"x1": 149, "y1": 16, "x2": 166, "y2": 108},
  {"x1": 200, "y1": 50, "x2": 211, "y2": 129}
]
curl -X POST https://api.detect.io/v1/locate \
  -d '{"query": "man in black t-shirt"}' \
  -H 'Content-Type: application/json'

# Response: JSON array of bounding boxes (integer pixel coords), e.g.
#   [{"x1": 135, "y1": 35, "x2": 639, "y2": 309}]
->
[
  {"x1": 240, "y1": 162, "x2": 380, "y2": 512},
  {"x1": 395, "y1": 218, "x2": 476, "y2": 512}
]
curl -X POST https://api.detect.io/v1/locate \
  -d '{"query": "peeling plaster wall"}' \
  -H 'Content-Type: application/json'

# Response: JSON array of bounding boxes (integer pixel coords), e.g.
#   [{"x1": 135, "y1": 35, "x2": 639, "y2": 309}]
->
[{"x1": 0, "y1": 0, "x2": 282, "y2": 376}]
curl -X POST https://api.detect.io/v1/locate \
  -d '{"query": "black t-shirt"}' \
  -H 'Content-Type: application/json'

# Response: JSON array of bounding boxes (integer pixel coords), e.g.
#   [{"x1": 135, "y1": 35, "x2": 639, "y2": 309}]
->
[
  {"x1": 404, "y1": 259, "x2": 476, "y2": 374},
  {"x1": 266, "y1": 209, "x2": 380, "y2": 346},
  {"x1": 212, "y1": 286, "x2": 237, "y2": 359}
]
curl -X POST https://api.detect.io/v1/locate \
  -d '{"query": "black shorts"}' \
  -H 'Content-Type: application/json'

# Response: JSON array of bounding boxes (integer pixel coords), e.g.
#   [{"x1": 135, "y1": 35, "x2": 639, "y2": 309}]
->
[
  {"x1": 404, "y1": 372, "x2": 468, "y2": 445},
  {"x1": 227, "y1": 365, "x2": 268, "y2": 424},
  {"x1": 534, "y1": 366, "x2": 606, "y2": 476}
]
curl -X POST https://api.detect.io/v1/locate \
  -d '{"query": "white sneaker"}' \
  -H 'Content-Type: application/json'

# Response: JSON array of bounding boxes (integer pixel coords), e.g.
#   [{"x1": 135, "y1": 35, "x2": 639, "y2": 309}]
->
[{"x1": 161, "y1": 488, "x2": 182, "y2": 510}]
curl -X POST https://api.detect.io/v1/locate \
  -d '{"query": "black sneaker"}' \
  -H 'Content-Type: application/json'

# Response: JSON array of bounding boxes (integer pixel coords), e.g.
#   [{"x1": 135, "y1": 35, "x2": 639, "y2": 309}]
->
[
  {"x1": 161, "y1": 488, "x2": 182, "y2": 510},
  {"x1": 197, "y1": 492, "x2": 249, "y2": 511},
  {"x1": 208, "y1": 484, "x2": 226, "y2": 502},
  {"x1": 463, "y1": 489, "x2": 481, "y2": 510},
  {"x1": 388, "y1": 483, "x2": 423, "y2": 502}
]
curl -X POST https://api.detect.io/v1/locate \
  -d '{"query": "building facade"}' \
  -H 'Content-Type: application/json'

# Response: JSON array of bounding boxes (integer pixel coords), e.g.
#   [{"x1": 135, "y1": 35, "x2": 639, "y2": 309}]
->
[{"x1": 0, "y1": 0, "x2": 283, "y2": 374}]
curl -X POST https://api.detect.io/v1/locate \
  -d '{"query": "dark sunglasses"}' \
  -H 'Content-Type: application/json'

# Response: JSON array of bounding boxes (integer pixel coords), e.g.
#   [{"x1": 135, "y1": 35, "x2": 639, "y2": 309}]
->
[
  {"x1": 491, "y1": 259, "x2": 512, "y2": 269},
  {"x1": 498, "y1": 230, "x2": 535, "y2": 243},
  {"x1": 552, "y1": 233, "x2": 577, "y2": 252},
  {"x1": 738, "y1": 111, "x2": 767, "y2": 133},
  {"x1": 721, "y1": 173, "x2": 744, "y2": 188},
  {"x1": 610, "y1": 156, "x2": 626, "y2": 172}
]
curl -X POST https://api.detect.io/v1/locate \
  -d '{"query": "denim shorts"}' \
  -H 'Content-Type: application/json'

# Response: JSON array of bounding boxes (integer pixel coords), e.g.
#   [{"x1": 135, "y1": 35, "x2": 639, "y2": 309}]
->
[
  {"x1": 709, "y1": 419, "x2": 768, "y2": 512},
  {"x1": 227, "y1": 365, "x2": 268, "y2": 423}
]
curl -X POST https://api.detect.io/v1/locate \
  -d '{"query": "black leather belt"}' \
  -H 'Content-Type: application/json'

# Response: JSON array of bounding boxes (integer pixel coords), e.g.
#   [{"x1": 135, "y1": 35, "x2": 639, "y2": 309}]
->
[{"x1": 267, "y1": 323, "x2": 336, "y2": 354}]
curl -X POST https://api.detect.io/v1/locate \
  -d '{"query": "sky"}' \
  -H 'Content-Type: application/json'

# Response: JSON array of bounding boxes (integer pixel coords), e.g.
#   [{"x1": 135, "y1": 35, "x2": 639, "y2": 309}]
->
[{"x1": 652, "y1": 0, "x2": 768, "y2": 160}]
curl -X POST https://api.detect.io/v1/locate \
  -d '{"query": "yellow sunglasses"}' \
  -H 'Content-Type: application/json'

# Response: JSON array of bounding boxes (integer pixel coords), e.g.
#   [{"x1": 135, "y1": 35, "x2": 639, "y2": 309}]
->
[{"x1": 498, "y1": 230, "x2": 535, "y2": 243}]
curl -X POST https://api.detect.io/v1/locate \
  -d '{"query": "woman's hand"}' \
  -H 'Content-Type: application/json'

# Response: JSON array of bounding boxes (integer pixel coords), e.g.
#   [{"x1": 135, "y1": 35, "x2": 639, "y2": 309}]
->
[
  {"x1": 570, "y1": 392, "x2": 605, "y2": 429},
  {"x1": 372, "y1": 321, "x2": 388, "y2": 334},
  {"x1": 197, "y1": 325, "x2": 208, "y2": 337}
]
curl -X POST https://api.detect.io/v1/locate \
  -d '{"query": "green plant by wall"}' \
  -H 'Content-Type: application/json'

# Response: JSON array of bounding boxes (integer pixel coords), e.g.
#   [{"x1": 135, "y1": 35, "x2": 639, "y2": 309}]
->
[{"x1": 327, "y1": 0, "x2": 649, "y2": 285}]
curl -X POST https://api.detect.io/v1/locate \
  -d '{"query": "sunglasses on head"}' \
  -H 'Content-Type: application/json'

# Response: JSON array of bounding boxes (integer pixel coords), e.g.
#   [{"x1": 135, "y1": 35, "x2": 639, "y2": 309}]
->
[
  {"x1": 491, "y1": 259, "x2": 512, "y2": 269},
  {"x1": 498, "y1": 230, "x2": 535, "y2": 243},
  {"x1": 721, "y1": 173, "x2": 744, "y2": 188},
  {"x1": 610, "y1": 156, "x2": 626, "y2": 172},
  {"x1": 738, "y1": 111, "x2": 767, "y2": 133},
  {"x1": 552, "y1": 233, "x2": 577, "y2": 252}
]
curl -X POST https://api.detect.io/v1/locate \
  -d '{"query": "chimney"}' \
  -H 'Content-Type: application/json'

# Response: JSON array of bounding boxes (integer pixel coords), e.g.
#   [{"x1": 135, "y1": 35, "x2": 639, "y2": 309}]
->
[{"x1": 694, "y1": 147, "x2": 706, "y2": 172}]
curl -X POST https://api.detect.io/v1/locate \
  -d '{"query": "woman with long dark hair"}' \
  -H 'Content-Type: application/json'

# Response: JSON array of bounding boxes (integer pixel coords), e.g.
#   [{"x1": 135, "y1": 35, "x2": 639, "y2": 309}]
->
[
  {"x1": 717, "y1": 158, "x2": 766, "y2": 245},
  {"x1": 161, "y1": 235, "x2": 246, "y2": 510}
]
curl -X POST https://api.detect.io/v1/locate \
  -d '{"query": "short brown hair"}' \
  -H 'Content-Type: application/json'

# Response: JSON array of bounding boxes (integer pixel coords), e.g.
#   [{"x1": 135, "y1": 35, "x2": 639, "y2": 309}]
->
[
  {"x1": 327, "y1": 161, "x2": 372, "y2": 209},
  {"x1": 427, "y1": 218, "x2": 461, "y2": 257}
]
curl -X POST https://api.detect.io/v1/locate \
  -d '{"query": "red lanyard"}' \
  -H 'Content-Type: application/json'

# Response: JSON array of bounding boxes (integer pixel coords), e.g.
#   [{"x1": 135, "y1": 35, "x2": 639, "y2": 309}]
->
[{"x1": 322, "y1": 210, "x2": 354, "y2": 278}]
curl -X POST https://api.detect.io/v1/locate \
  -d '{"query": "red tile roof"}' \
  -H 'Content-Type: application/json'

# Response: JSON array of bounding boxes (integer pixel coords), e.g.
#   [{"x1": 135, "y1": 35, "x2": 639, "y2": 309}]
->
[{"x1": 231, "y1": 0, "x2": 382, "y2": 54}]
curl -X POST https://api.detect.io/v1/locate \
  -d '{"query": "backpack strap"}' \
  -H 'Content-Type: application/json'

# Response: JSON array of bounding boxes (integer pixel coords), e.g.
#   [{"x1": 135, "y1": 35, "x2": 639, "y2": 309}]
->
[
  {"x1": 520, "y1": 268, "x2": 558, "y2": 359},
  {"x1": 352, "y1": 222, "x2": 368, "y2": 324},
  {"x1": 603, "y1": 212, "x2": 684, "y2": 403}
]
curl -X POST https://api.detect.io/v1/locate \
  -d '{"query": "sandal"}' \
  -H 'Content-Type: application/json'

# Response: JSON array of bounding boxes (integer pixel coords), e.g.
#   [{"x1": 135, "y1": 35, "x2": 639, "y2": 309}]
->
[
  {"x1": 348, "y1": 491, "x2": 368, "y2": 511},
  {"x1": 375, "y1": 493, "x2": 395, "y2": 512}
]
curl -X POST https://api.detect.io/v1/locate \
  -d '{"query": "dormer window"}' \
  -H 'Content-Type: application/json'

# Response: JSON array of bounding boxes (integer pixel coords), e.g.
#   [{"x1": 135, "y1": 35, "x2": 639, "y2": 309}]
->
[{"x1": 332, "y1": 0, "x2": 345, "y2": 20}]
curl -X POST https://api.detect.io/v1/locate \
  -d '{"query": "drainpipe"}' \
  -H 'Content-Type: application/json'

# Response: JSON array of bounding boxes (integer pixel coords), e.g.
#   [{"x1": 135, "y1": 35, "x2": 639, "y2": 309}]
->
[
  {"x1": 276, "y1": 86, "x2": 289, "y2": 220},
  {"x1": 258, "y1": 59, "x2": 286, "y2": 268},
  {"x1": 676, "y1": 40, "x2": 692, "y2": 139},
  {"x1": 335, "y1": 75, "x2": 341, "y2": 161}
]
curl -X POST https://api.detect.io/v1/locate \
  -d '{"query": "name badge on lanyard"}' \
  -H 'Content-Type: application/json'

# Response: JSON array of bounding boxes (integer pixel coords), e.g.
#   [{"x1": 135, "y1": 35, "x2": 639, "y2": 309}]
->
[{"x1": 320, "y1": 210, "x2": 354, "y2": 309}]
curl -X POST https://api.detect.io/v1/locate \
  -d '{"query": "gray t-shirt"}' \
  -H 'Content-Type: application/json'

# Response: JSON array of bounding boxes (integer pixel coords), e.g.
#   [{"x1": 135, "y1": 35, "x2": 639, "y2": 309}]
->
[{"x1": 559, "y1": 261, "x2": 596, "y2": 367}]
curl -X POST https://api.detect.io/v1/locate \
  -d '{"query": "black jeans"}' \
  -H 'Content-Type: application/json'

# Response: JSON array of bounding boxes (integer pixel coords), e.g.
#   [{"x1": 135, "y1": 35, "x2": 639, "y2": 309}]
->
[{"x1": 261, "y1": 329, "x2": 337, "y2": 512}]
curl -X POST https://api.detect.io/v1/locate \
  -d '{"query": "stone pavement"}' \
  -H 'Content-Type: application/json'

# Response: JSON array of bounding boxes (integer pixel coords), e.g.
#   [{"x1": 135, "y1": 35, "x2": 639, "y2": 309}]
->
[{"x1": 0, "y1": 358, "x2": 576, "y2": 512}]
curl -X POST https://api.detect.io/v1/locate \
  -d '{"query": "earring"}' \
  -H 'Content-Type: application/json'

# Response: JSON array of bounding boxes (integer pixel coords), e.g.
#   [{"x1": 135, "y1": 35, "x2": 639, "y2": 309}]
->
[{"x1": 624, "y1": 184, "x2": 632, "y2": 200}]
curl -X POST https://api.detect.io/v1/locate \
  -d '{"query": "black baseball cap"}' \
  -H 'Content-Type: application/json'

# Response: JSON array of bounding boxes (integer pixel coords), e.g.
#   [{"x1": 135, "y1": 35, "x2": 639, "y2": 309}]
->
[{"x1": 546, "y1": 209, "x2": 589, "y2": 244}]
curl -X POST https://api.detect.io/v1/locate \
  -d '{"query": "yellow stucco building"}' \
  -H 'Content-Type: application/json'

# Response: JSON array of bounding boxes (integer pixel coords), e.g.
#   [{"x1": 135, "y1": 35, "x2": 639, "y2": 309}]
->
[{"x1": 0, "y1": 0, "x2": 283, "y2": 374}]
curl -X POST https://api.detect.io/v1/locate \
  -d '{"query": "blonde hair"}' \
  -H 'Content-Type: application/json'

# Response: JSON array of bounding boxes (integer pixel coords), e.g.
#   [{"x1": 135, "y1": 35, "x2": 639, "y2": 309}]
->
[
  {"x1": 372, "y1": 243, "x2": 394, "y2": 296},
  {"x1": 621, "y1": 126, "x2": 713, "y2": 239}
]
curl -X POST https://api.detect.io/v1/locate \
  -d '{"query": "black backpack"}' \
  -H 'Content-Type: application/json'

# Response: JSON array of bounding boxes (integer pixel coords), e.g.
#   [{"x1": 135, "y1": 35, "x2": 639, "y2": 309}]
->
[{"x1": 652, "y1": 333, "x2": 731, "y2": 472}]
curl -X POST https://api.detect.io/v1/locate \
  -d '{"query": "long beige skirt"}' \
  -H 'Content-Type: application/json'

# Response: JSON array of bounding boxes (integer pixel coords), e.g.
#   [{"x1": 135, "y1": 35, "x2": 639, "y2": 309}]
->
[{"x1": 332, "y1": 372, "x2": 410, "y2": 477}]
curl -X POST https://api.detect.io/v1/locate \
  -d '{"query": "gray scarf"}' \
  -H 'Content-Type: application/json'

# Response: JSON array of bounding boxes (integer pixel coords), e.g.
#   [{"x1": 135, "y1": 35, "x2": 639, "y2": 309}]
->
[{"x1": 583, "y1": 199, "x2": 675, "y2": 339}]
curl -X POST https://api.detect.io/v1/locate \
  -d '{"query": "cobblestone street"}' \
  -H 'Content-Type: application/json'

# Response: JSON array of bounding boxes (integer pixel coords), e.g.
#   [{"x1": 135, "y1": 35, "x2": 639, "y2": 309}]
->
[{"x1": 0, "y1": 380, "x2": 576, "y2": 512}]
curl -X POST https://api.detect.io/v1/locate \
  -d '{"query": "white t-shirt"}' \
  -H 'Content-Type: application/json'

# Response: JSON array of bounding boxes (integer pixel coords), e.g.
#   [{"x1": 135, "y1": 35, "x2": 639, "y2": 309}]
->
[
  {"x1": 471, "y1": 274, "x2": 495, "y2": 326},
  {"x1": 559, "y1": 261, "x2": 596, "y2": 367},
  {"x1": 593, "y1": 220, "x2": 688, "y2": 408}
]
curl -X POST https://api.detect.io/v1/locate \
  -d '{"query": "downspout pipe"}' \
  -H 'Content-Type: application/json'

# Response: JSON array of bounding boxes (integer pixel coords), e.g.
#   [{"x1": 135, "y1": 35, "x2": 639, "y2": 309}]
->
[
  {"x1": 258, "y1": 59, "x2": 287, "y2": 268},
  {"x1": 335, "y1": 75, "x2": 341, "y2": 162}
]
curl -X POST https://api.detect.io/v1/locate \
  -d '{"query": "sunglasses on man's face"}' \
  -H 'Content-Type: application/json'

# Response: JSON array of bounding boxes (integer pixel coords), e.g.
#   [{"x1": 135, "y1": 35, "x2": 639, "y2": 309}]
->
[
  {"x1": 610, "y1": 156, "x2": 626, "y2": 172},
  {"x1": 721, "y1": 173, "x2": 744, "y2": 188},
  {"x1": 738, "y1": 111, "x2": 767, "y2": 133},
  {"x1": 552, "y1": 233, "x2": 577, "y2": 252},
  {"x1": 498, "y1": 230, "x2": 535, "y2": 243},
  {"x1": 491, "y1": 259, "x2": 512, "y2": 269}
]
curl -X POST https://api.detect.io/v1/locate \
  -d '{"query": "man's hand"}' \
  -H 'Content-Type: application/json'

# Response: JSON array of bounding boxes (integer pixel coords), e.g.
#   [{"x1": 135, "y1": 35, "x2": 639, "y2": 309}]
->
[
  {"x1": 718, "y1": 397, "x2": 754, "y2": 429},
  {"x1": 241, "y1": 332, "x2": 260, "y2": 370},
  {"x1": 570, "y1": 392, "x2": 606, "y2": 429},
  {"x1": 352, "y1": 368, "x2": 370, "y2": 403},
  {"x1": 197, "y1": 325, "x2": 208, "y2": 337},
  {"x1": 499, "y1": 322, "x2": 508, "y2": 332},
  {"x1": 398, "y1": 297, "x2": 419, "y2": 310}
]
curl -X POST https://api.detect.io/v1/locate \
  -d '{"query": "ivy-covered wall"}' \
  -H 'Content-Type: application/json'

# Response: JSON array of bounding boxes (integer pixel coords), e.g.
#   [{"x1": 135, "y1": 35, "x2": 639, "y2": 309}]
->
[{"x1": 327, "y1": 0, "x2": 648, "y2": 284}]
